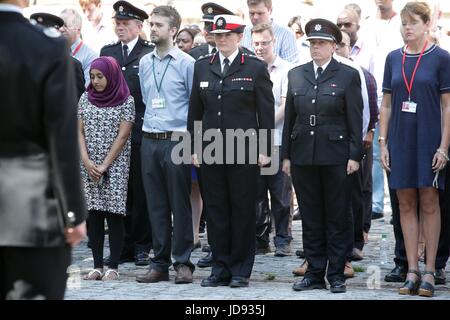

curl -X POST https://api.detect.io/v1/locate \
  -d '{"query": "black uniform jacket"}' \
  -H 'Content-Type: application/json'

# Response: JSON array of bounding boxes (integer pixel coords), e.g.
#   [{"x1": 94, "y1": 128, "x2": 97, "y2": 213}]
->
[
  {"x1": 282, "y1": 58, "x2": 363, "y2": 166},
  {"x1": 100, "y1": 37, "x2": 154, "y2": 145},
  {"x1": 0, "y1": 12, "x2": 86, "y2": 247},
  {"x1": 189, "y1": 43, "x2": 209, "y2": 61},
  {"x1": 73, "y1": 57, "x2": 86, "y2": 99},
  {"x1": 188, "y1": 49, "x2": 274, "y2": 162}
]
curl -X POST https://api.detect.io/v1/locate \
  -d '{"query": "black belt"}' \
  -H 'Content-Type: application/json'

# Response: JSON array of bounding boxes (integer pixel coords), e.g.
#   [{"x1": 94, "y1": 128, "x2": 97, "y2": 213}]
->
[
  {"x1": 298, "y1": 115, "x2": 346, "y2": 127},
  {"x1": 0, "y1": 142, "x2": 45, "y2": 157},
  {"x1": 143, "y1": 131, "x2": 173, "y2": 140}
]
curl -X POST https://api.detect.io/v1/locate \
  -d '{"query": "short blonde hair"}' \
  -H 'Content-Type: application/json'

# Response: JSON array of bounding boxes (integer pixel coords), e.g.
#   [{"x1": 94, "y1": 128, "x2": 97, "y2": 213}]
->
[{"x1": 400, "y1": 1, "x2": 431, "y2": 24}]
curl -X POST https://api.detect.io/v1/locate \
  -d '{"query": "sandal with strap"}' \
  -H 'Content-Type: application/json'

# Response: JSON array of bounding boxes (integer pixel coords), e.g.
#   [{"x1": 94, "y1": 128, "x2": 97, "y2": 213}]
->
[
  {"x1": 399, "y1": 269, "x2": 421, "y2": 295},
  {"x1": 83, "y1": 269, "x2": 103, "y2": 281},
  {"x1": 102, "y1": 269, "x2": 119, "y2": 281},
  {"x1": 418, "y1": 271, "x2": 435, "y2": 297}
]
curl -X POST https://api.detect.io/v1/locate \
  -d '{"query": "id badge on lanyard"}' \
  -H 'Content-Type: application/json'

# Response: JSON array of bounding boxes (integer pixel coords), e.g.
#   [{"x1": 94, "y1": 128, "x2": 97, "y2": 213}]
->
[{"x1": 401, "y1": 41, "x2": 427, "y2": 114}]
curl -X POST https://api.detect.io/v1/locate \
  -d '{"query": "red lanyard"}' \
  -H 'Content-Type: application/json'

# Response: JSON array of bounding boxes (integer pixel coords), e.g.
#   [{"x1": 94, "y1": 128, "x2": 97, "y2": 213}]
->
[
  {"x1": 401, "y1": 40, "x2": 428, "y2": 101},
  {"x1": 71, "y1": 41, "x2": 83, "y2": 56}
]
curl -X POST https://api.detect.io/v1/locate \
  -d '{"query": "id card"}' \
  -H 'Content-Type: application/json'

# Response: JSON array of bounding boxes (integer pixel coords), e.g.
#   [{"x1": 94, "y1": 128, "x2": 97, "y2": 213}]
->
[
  {"x1": 152, "y1": 98, "x2": 165, "y2": 109},
  {"x1": 401, "y1": 100, "x2": 417, "y2": 113}
]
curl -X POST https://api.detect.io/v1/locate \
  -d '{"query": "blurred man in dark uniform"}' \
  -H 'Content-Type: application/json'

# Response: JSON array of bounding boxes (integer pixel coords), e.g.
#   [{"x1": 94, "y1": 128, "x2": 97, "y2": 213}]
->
[
  {"x1": 0, "y1": 0, "x2": 86, "y2": 300},
  {"x1": 100, "y1": 0, "x2": 154, "y2": 266},
  {"x1": 282, "y1": 19, "x2": 363, "y2": 293},
  {"x1": 30, "y1": 12, "x2": 86, "y2": 99},
  {"x1": 188, "y1": 14, "x2": 274, "y2": 288},
  {"x1": 189, "y1": 2, "x2": 233, "y2": 60}
]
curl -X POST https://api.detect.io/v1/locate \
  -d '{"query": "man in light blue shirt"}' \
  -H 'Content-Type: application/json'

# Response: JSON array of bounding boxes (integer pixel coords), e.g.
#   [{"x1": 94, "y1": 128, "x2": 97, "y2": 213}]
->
[
  {"x1": 60, "y1": 8, "x2": 98, "y2": 87},
  {"x1": 241, "y1": 0, "x2": 299, "y2": 64},
  {"x1": 136, "y1": 5, "x2": 196, "y2": 285}
]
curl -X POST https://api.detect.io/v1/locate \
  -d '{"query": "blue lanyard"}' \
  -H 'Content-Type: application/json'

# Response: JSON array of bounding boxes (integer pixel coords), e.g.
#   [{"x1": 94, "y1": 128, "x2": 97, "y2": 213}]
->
[{"x1": 152, "y1": 55, "x2": 172, "y2": 94}]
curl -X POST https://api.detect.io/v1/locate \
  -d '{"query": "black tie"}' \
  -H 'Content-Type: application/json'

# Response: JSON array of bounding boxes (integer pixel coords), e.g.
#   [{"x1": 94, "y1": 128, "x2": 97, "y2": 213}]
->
[
  {"x1": 222, "y1": 58, "x2": 230, "y2": 77},
  {"x1": 123, "y1": 44, "x2": 129, "y2": 62},
  {"x1": 211, "y1": 47, "x2": 217, "y2": 54},
  {"x1": 316, "y1": 66, "x2": 323, "y2": 80}
]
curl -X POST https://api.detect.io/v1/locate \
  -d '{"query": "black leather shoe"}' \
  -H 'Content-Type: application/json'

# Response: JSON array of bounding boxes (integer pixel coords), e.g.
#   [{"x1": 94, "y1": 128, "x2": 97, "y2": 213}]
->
[
  {"x1": 135, "y1": 252, "x2": 150, "y2": 266},
  {"x1": 292, "y1": 278, "x2": 326, "y2": 291},
  {"x1": 435, "y1": 268, "x2": 446, "y2": 285},
  {"x1": 197, "y1": 252, "x2": 212, "y2": 268},
  {"x1": 295, "y1": 249, "x2": 305, "y2": 258},
  {"x1": 372, "y1": 211, "x2": 384, "y2": 220},
  {"x1": 255, "y1": 245, "x2": 271, "y2": 255},
  {"x1": 229, "y1": 277, "x2": 249, "y2": 288},
  {"x1": 201, "y1": 275, "x2": 230, "y2": 287},
  {"x1": 329, "y1": 280, "x2": 346, "y2": 293},
  {"x1": 384, "y1": 265, "x2": 407, "y2": 282}
]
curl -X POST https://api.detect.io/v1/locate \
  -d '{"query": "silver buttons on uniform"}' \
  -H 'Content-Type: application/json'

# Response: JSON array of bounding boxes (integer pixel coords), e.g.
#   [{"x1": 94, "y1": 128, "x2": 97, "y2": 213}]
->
[
  {"x1": 122, "y1": 67, "x2": 126, "y2": 71},
  {"x1": 314, "y1": 85, "x2": 317, "y2": 90},
  {"x1": 310, "y1": 131, "x2": 314, "y2": 135},
  {"x1": 218, "y1": 112, "x2": 221, "y2": 116},
  {"x1": 332, "y1": 92, "x2": 336, "y2": 96},
  {"x1": 312, "y1": 99, "x2": 316, "y2": 104},
  {"x1": 339, "y1": 135, "x2": 343, "y2": 139},
  {"x1": 218, "y1": 95, "x2": 221, "y2": 99}
]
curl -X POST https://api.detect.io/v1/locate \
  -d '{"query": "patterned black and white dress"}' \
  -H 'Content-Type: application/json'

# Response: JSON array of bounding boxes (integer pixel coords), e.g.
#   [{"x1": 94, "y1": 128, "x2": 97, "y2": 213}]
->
[{"x1": 78, "y1": 93, "x2": 135, "y2": 215}]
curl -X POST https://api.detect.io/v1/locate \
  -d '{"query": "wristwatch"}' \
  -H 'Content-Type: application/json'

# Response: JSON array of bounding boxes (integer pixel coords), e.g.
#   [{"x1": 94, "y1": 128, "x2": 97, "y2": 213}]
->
[{"x1": 378, "y1": 136, "x2": 386, "y2": 143}]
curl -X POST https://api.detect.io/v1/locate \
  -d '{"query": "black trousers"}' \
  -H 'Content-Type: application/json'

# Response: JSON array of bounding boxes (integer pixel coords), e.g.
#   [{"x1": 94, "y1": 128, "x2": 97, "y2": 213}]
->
[
  {"x1": 350, "y1": 147, "x2": 374, "y2": 252},
  {"x1": 141, "y1": 138, "x2": 194, "y2": 272},
  {"x1": 202, "y1": 163, "x2": 258, "y2": 279},
  {"x1": 391, "y1": 168, "x2": 450, "y2": 269},
  {"x1": 122, "y1": 145, "x2": 152, "y2": 257},
  {"x1": 88, "y1": 210, "x2": 124, "y2": 269},
  {"x1": 362, "y1": 146, "x2": 373, "y2": 234},
  {"x1": 256, "y1": 147, "x2": 292, "y2": 248},
  {"x1": 0, "y1": 246, "x2": 71, "y2": 300},
  {"x1": 292, "y1": 164, "x2": 353, "y2": 283}
]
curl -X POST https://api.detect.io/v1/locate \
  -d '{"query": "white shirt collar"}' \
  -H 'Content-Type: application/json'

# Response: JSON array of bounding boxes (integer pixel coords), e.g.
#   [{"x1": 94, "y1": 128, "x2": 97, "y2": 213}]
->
[
  {"x1": 0, "y1": 4, "x2": 22, "y2": 14},
  {"x1": 268, "y1": 55, "x2": 280, "y2": 71},
  {"x1": 208, "y1": 44, "x2": 216, "y2": 54},
  {"x1": 313, "y1": 58, "x2": 332, "y2": 77},
  {"x1": 122, "y1": 36, "x2": 139, "y2": 54},
  {"x1": 219, "y1": 48, "x2": 240, "y2": 72}
]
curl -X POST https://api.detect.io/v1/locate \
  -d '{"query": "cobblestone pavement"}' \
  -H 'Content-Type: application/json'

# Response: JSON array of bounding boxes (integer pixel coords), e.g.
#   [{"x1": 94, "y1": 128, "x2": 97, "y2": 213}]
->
[{"x1": 66, "y1": 195, "x2": 450, "y2": 300}]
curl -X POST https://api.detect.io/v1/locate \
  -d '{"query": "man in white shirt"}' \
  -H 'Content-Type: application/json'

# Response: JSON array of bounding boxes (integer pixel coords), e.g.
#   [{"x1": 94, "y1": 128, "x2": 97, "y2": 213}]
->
[{"x1": 251, "y1": 23, "x2": 293, "y2": 257}]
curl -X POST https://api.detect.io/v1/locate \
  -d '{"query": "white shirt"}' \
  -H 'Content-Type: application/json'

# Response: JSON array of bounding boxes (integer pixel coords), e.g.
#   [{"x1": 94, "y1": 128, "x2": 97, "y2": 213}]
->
[
  {"x1": 268, "y1": 56, "x2": 292, "y2": 146},
  {"x1": 219, "y1": 48, "x2": 239, "y2": 73},
  {"x1": 313, "y1": 59, "x2": 332, "y2": 78},
  {"x1": 334, "y1": 54, "x2": 370, "y2": 138},
  {"x1": 361, "y1": 13, "x2": 403, "y2": 106},
  {"x1": 122, "y1": 36, "x2": 139, "y2": 56}
]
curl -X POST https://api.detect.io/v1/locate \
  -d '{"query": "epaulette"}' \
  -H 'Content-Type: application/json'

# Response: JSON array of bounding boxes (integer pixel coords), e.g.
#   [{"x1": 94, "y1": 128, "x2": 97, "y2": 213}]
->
[
  {"x1": 103, "y1": 41, "x2": 120, "y2": 48},
  {"x1": 198, "y1": 53, "x2": 213, "y2": 61},
  {"x1": 242, "y1": 52, "x2": 259, "y2": 60}
]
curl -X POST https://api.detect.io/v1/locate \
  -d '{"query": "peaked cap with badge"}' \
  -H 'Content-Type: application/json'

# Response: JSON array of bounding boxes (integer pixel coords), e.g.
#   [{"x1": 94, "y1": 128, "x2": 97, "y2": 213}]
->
[
  {"x1": 305, "y1": 18, "x2": 342, "y2": 44},
  {"x1": 30, "y1": 12, "x2": 64, "y2": 29},
  {"x1": 201, "y1": 2, "x2": 234, "y2": 22},
  {"x1": 211, "y1": 14, "x2": 245, "y2": 34},
  {"x1": 113, "y1": 0, "x2": 149, "y2": 21}
]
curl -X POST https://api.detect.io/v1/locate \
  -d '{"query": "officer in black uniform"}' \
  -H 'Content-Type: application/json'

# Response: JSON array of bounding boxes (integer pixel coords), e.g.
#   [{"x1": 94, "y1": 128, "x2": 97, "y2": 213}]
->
[
  {"x1": 188, "y1": 14, "x2": 274, "y2": 288},
  {"x1": 189, "y1": 2, "x2": 233, "y2": 60},
  {"x1": 0, "y1": 0, "x2": 86, "y2": 300},
  {"x1": 100, "y1": 1, "x2": 154, "y2": 266},
  {"x1": 30, "y1": 12, "x2": 85, "y2": 99},
  {"x1": 282, "y1": 19, "x2": 363, "y2": 293}
]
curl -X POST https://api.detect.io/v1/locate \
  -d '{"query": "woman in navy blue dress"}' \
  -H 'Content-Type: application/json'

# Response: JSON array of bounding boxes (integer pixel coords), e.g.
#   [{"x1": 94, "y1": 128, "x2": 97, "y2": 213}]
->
[{"x1": 379, "y1": 2, "x2": 450, "y2": 297}]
